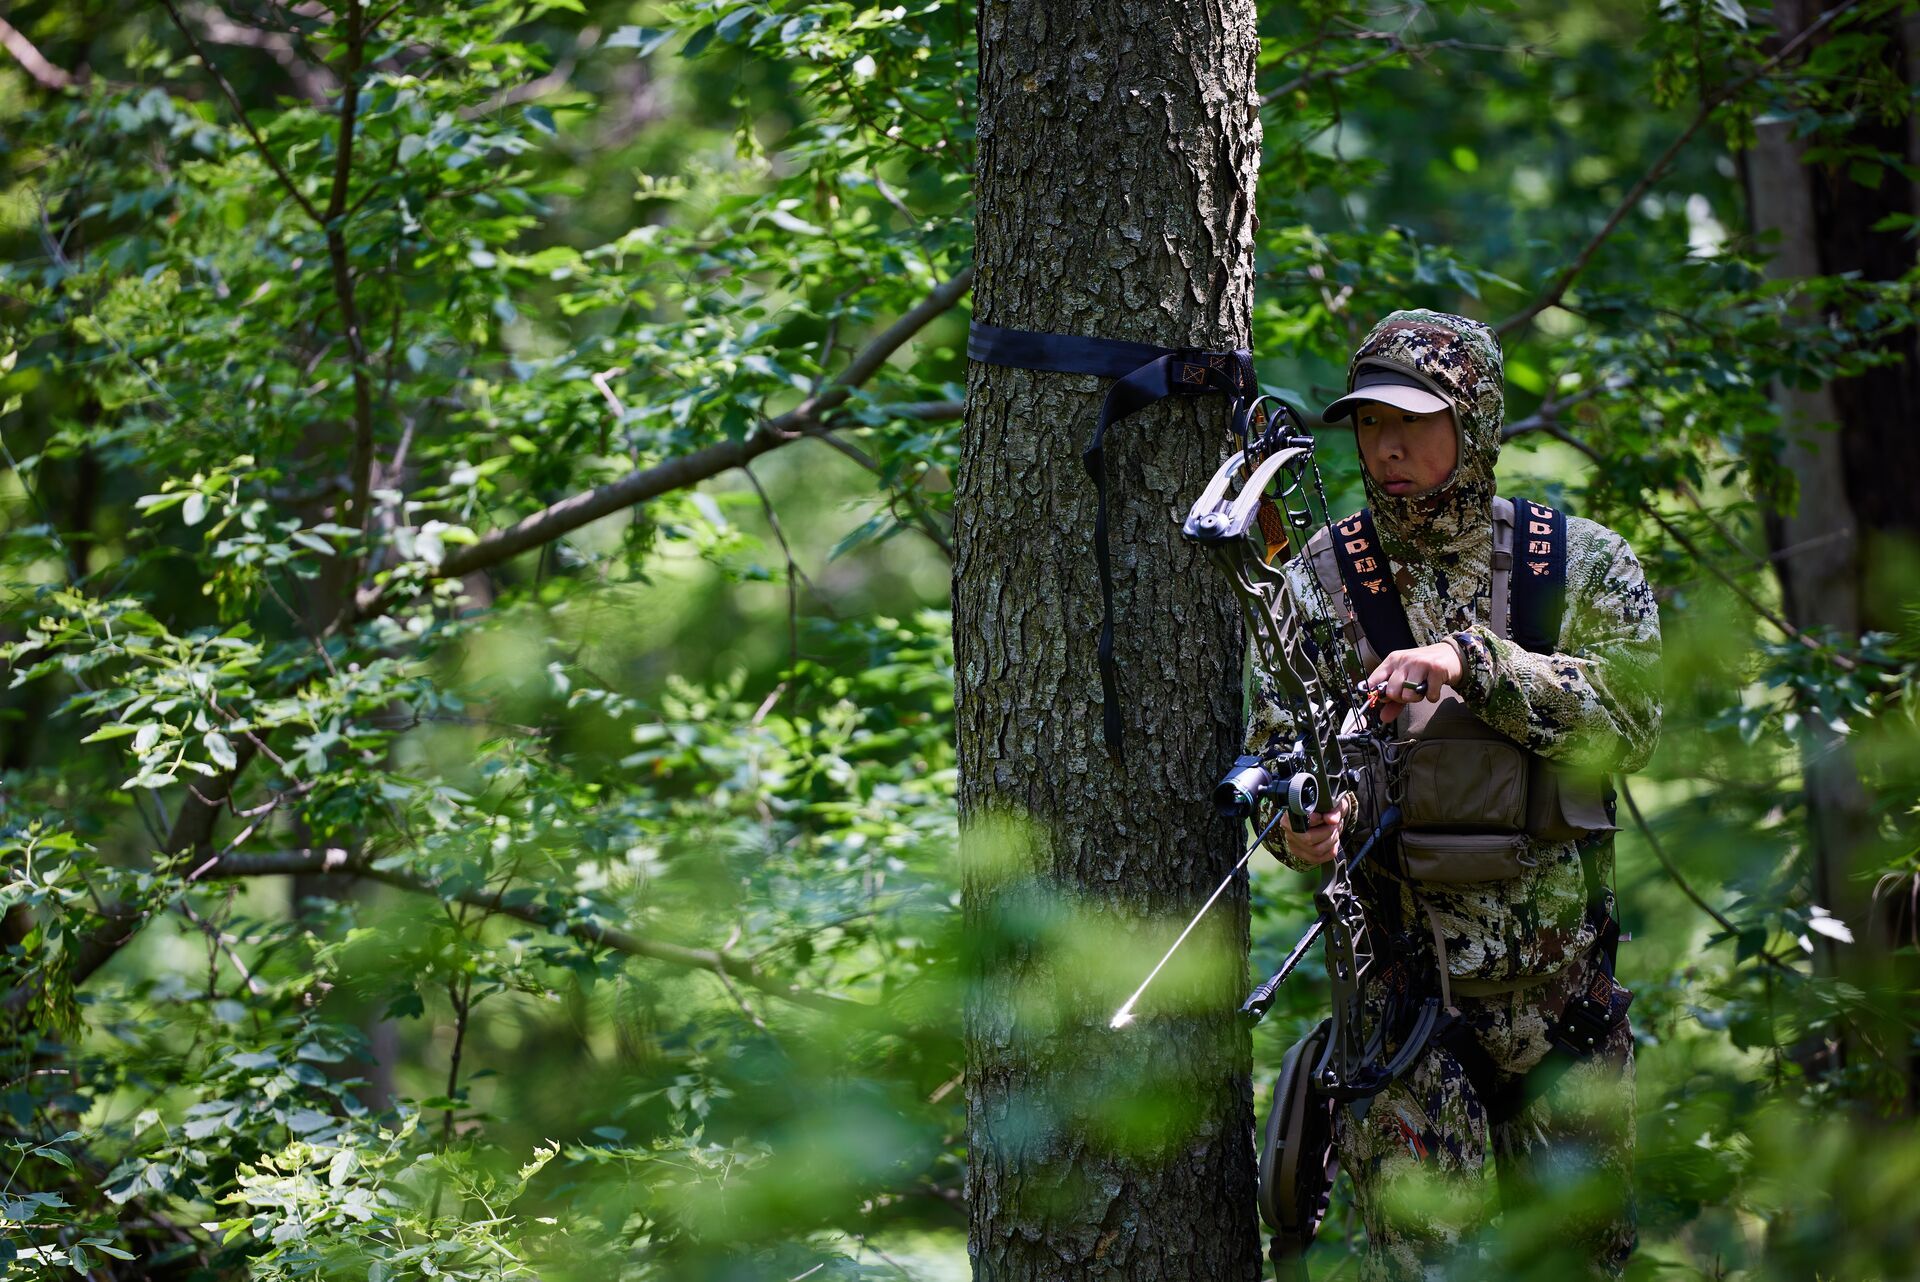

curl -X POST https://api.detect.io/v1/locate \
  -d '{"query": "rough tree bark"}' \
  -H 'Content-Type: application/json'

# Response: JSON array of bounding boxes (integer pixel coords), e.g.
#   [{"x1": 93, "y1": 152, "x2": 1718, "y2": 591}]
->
[
  {"x1": 957, "y1": 1, "x2": 1264, "y2": 1277},
  {"x1": 1744, "y1": 0, "x2": 1919, "y2": 1104}
]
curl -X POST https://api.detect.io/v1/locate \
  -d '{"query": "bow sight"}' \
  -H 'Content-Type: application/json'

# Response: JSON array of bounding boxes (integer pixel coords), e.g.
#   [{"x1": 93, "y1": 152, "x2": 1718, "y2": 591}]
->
[{"x1": 1213, "y1": 753, "x2": 1313, "y2": 825}]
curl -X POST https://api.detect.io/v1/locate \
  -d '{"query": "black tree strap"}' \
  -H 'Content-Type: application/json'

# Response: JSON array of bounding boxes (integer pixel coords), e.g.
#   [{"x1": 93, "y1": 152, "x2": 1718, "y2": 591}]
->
[
  {"x1": 1326, "y1": 508, "x2": 1417, "y2": 660},
  {"x1": 968, "y1": 320, "x2": 1256, "y2": 757},
  {"x1": 1510, "y1": 497, "x2": 1568, "y2": 653}
]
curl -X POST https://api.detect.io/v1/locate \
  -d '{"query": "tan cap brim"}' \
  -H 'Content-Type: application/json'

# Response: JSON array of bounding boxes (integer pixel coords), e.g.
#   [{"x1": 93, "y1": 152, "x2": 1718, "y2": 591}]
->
[{"x1": 1320, "y1": 363, "x2": 1454, "y2": 424}]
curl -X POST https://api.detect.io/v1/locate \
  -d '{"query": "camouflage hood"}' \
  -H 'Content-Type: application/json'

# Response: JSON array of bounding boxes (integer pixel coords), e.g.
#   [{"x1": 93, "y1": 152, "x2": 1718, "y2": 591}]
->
[{"x1": 1344, "y1": 309, "x2": 1505, "y2": 561}]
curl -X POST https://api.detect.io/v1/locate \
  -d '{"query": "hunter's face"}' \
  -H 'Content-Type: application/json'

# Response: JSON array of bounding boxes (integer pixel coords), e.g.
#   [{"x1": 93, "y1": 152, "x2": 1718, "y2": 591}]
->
[{"x1": 1354, "y1": 404, "x2": 1459, "y2": 499}]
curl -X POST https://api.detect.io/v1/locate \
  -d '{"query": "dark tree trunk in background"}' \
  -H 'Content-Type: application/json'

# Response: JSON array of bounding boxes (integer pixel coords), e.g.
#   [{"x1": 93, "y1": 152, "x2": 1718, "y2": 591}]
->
[
  {"x1": 1745, "y1": 0, "x2": 1920, "y2": 1106},
  {"x1": 958, "y1": 1, "x2": 1263, "y2": 1277}
]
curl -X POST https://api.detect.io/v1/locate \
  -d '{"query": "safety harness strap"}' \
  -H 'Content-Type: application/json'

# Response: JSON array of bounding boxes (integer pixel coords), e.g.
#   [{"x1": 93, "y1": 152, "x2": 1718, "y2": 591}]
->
[
  {"x1": 1510, "y1": 497, "x2": 1568, "y2": 653},
  {"x1": 1326, "y1": 508, "x2": 1418, "y2": 659},
  {"x1": 1321, "y1": 496, "x2": 1567, "y2": 660},
  {"x1": 968, "y1": 321, "x2": 1256, "y2": 758},
  {"x1": 1490, "y1": 497, "x2": 1514, "y2": 646}
]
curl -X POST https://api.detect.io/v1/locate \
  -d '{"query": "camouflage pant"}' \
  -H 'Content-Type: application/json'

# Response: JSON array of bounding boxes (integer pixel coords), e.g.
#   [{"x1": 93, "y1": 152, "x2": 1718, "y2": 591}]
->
[{"x1": 1335, "y1": 947, "x2": 1636, "y2": 1281}]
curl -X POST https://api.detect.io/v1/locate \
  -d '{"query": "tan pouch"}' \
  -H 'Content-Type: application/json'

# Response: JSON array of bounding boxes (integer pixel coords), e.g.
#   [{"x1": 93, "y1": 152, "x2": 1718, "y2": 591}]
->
[
  {"x1": 1525, "y1": 761, "x2": 1619, "y2": 843},
  {"x1": 1400, "y1": 738, "x2": 1529, "y2": 831},
  {"x1": 1397, "y1": 831, "x2": 1536, "y2": 883},
  {"x1": 1399, "y1": 694, "x2": 1530, "y2": 832}
]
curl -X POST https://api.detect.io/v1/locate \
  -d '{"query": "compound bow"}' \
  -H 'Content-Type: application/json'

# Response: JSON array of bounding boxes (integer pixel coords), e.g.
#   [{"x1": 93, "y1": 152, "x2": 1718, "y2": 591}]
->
[{"x1": 1178, "y1": 401, "x2": 1444, "y2": 1100}]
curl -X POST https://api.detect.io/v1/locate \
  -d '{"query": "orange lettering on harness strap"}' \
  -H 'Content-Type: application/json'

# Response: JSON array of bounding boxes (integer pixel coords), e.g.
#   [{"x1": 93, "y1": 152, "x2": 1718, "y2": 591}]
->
[{"x1": 1353, "y1": 556, "x2": 1377, "y2": 573}]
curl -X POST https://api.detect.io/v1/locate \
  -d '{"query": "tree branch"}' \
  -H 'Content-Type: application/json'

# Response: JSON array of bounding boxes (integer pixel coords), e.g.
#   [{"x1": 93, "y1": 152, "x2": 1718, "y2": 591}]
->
[
  {"x1": 188, "y1": 848, "x2": 910, "y2": 1034},
  {"x1": 884, "y1": 399, "x2": 965, "y2": 421},
  {"x1": 1496, "y1": 0, "x2": 1865, "y2": 335},
  {"x1": 1519, "y1": 417, "x2": 1895, "y2": 672},
  {"x1": 1259, "y1": 37, "x2": 1540, "y2": 106},
  {"x1": 183, "y1": 3, "x2": 329, "y2": 102},
  {"x1": 808, "y1": 434, "x2": 955, "y2": 559},
  {"x1": 348, "y1": 268, "x2": 974, "y2": 620},
  {"x1": 1499, "y1": 385, "x2": 1603, "y2": 440},
  {"x1": 325, "y1": 1, "x2": 381, "y2": 588},
  {"x1": 0, "y1": 732, "x2": 260, "y2": 1021},
  {"x1": 11, "y1": 277, "x2": 970, "y2": 1016},
  {"x1": 0, "y1": 16, "x2": 75, "y2": 90},
  {"x1": 157, "y1": 0, "x2": 325, "y2": 225},
  {"x1": 1620, "y1": 779, "x2": 1797, "y2": 973}
]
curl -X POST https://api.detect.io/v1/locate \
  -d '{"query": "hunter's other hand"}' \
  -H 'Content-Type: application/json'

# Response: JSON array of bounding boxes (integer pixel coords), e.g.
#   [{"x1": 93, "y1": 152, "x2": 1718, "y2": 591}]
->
[
  {"x1": 1281, "y1": 794, "x2": 1352, "y2": 867},
  {"x1": 1365, "y1": 640, "x2": 1466, "y2": 724}
]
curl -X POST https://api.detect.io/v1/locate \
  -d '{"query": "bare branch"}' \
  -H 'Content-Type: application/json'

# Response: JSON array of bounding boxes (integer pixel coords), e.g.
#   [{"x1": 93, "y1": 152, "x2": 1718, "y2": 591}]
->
[
  {"x1": 1497, "y1": 0, "x2": 1866, "y2": 335},
  {"x1": 1263, "y1": 39, "x2": 1423, "y2": 105},
  {"x1": 325, "y1": 1, "x2": 381, "y2": 583},
  {"x1": 460, "y1": 25, "x2": 596, "y2": 119},
  {"x1": 807, "y1": 434, "x2": 955, "y2": 559},
  {"x1": 349, "y1": 268, "x2": 974, "y2": 619},
  {"x1": 157, "y1": 0, "x2": 325, "y2": 225},
  {"x1": 0, "y1": 16, "x2": 76, "y2": 90},
  {"x1": 1498, "y1": 385, "x2": 1603, "y2": 440},
  {"x1": 188, "y1": 848, "x2": 911, "y2": 1034},
  {"x1": 183, "y1": 3, "x2": 329, "y2": 102},
  {"x1": 1620, "y1": 779, "x2": 1797, "y2": 973},
  {"x1": 886, "y1": 399, "x2": 965, "y2": 421},
  {"x1": 743, "y1": 464, "x2": 806, "y2": 671},
  {"x1": 176, "y1": 901, "x2": 267, "y2": 996},
  {"x1": 1517, "y1": 418, "x2": 1895, "y2": 672}
]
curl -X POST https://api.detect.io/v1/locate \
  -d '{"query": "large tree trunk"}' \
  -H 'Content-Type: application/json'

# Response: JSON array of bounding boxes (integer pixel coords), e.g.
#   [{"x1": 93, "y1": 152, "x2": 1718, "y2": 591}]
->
[
  {"x1": 958, "y1": 2, "x2": 1263, "y2": 1278},
  {"x1": 1744, "y1": 0, "x2": 1919, "y2": 1106}
]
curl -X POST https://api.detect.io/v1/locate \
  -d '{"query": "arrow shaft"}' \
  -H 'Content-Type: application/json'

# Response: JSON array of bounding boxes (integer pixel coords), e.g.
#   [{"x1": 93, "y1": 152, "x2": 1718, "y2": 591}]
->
[{"x1": 1111, "y1": 807, "x2": 1287, "y2": 1027}]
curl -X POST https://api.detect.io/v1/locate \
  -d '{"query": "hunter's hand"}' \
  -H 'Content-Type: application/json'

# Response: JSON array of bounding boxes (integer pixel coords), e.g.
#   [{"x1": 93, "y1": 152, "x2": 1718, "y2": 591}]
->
[
  {"x1": 1365, "y1": 640, "x2": 1466, "y2": 724},
  {"x1": 1281, "y1": 794, "x2": 1352, "y2": 867}
]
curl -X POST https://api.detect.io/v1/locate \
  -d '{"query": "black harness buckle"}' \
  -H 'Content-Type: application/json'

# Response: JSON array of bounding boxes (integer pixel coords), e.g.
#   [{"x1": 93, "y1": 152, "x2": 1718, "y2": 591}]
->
[{"x1": 1549, "y1": 969, "x2": 1622, "y2": 1056}]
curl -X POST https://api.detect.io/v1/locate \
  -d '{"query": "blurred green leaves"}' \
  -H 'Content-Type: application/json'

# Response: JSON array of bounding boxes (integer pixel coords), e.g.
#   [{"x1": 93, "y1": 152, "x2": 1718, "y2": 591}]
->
[{"x1": 0, "y1": 0, "x2": 1916, "y2": 1276}]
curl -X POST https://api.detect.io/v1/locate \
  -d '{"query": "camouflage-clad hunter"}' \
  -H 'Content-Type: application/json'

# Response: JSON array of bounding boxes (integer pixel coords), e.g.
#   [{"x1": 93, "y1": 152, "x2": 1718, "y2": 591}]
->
[{"x1": 1248, "y1": 310, "x2": 1661, "y2": 1279}]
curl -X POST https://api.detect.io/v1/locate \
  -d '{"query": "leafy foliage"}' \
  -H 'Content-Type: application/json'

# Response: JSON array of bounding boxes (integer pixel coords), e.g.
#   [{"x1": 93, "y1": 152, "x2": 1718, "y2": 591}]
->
[{"x1": 0, "y1": 0, "x2": 1915, "y2": 1277}]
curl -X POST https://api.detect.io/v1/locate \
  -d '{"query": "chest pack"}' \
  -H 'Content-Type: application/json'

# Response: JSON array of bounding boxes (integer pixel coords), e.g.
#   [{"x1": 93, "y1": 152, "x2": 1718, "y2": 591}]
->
[{"x1": 1300, "y1": 497, "x2": 1616, "y2": 884}]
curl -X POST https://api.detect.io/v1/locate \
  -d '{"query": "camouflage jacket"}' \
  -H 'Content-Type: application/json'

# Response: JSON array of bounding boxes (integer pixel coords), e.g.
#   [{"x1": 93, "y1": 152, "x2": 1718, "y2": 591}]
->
[{"x1": 1247, "y1": 310, "x2": 1663, "y2": 984}]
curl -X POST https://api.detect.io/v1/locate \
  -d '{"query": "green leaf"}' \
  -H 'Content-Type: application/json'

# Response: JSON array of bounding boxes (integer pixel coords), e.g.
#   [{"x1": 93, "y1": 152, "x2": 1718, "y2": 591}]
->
[
  {"x1": 204, "y1": 731, "x2": 237, "y2": 770},
  {"x1": 291, "y1": 530, "x2": 336, "y2": 556},
  {"x1": 681, "y1": 23, "x2": 718, "y2": 58}
]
